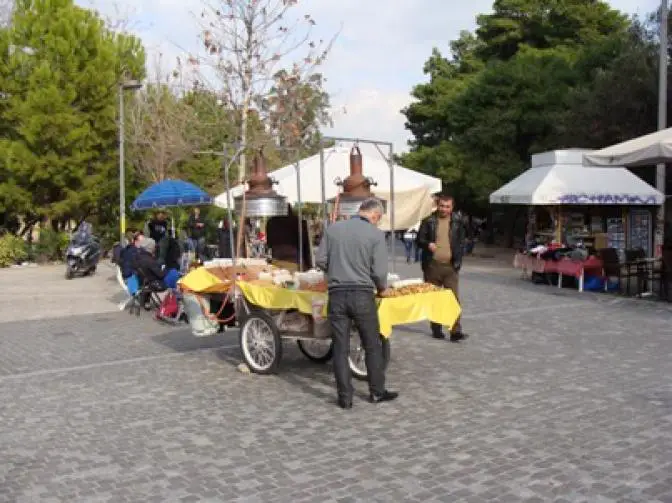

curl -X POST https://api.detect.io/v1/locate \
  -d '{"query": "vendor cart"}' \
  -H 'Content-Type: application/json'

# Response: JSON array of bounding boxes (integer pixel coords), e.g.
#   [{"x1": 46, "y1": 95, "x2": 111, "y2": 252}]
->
[
  {"x1": 231, "y1": 279, "x2": 460, "y2": 378},
  {"x1": 233, "y1": 280, "x2": 391, "y2": 379},
  {"x1": 181, "y1": 138, "x2": 459, "y2": 378}
]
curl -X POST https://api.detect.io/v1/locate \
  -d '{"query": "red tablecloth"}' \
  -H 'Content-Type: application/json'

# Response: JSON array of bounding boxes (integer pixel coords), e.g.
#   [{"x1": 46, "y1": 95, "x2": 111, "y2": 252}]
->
[
  {"x1": 554, "y1": 256, "x2": 603, "y2": 277},
  {"x1": 514, "y1": 253, "x2": 604, "y2": 278}
]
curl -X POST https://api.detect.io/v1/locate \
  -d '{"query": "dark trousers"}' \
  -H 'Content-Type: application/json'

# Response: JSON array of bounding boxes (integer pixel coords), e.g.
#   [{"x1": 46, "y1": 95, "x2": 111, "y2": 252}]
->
[
  {"x1": 328, "y1": 290, "x2": 385, "y2": 399},
  {"x1": 424, "y1": 260, "x2": 462, "y2": 335},
  {"x1": 189, "y1": 237, "x2": 206, "y2": 259}
]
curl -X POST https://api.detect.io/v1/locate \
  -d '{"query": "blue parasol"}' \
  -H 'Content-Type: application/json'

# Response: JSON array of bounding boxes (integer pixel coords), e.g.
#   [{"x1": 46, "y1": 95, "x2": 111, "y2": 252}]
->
[{"x1": 130, "y1": 179, "x2": 212, "y2": 210}]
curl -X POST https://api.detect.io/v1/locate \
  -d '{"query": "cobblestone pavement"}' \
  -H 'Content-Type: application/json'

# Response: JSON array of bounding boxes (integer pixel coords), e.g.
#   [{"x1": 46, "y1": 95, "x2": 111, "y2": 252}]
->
[{"x1": 1, "y1": 261, "x2": 671, "y2": 502}]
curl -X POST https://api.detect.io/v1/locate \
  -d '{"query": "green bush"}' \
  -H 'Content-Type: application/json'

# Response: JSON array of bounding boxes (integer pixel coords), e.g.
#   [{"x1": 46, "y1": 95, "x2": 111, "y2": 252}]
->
[
  {"x1": 0, "y1": 234, "x2": 28, "y2": 267},
  {"x1": 34, "y1": 229, "x2": 70, "y2": 262}
]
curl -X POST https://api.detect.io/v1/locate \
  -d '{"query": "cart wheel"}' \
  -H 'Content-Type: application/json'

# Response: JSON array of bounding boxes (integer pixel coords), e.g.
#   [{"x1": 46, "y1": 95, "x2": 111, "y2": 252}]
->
[
  {"x1": 349, "y1": 331, "x2": 391, "y2": 381},
  {"x1": 239, "y1": 311, "x2": 282, "y2": 374},
  {"x1": 297, "y1": 339, "x2": 333, "y2": 363}
]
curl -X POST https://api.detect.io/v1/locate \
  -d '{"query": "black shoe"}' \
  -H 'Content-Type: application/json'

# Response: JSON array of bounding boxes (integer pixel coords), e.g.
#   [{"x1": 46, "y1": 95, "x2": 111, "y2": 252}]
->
[
  {"x1": 450, "y1": 332, "x2": 469, "y2": 343},
  {"x1": 369, "y1": 390, "x2": 398, "y2": 404},
  {"x1": 337, "y1": 397, "x2": 353, "y2": 409},
  {"x1": 432, "y1": 331, "x2": 446, "y2": 339}
]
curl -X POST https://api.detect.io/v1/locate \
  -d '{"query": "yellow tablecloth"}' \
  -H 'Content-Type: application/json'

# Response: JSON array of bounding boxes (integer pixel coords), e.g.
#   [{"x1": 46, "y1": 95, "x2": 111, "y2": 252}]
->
[
  {"x1": 236, "y1": 280, "x2": 327, "y2": 317},
  {"x1": 178, "y1": 267, "x2": 232, "y2": 294},
  {"x1": 377, "y1": 290, "x2": 461, "y2": 337},
  {"x1": 236, "y1": 281, "x2": 461, "y2": 338},
  {"x1": 178, "y1": 263, "x2": 298, "y2": 294}
]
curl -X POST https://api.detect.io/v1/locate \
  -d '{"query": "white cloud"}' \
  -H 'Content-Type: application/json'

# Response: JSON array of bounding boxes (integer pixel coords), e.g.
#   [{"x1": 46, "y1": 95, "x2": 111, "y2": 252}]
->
[{"x1": 78, "y1": 0, "x2": 663, "y2": 153}]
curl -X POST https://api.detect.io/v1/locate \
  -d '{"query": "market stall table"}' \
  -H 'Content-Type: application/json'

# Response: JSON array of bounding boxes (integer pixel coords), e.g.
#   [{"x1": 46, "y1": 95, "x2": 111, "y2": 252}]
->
[
  {"x1": 514, "y1": 253, "x2": 551, "y2": 277},
  {"x1": 514, "y1": 253, "x2": 604, "y2": 292},
  {"x1": 554, "y1": 256, "x2": 604, "y2": 292}
]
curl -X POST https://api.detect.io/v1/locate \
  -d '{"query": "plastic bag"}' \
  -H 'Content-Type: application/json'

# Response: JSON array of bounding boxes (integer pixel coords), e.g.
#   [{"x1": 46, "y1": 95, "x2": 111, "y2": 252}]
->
[{"x1": 157, "y1": 291, "x2": 179, "y2": 319}]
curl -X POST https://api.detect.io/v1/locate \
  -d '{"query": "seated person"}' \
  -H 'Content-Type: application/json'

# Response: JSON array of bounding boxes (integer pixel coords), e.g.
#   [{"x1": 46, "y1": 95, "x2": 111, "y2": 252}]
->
[
  {"x1": 154, "y1": 234, "x2": 182, "y2": 289},
  {"x1": 157, "y1": 232, "x2": 181, "y2": 271},
  {"x1": 120, "y1": 231, "x2": 143, "y2": 280},
  {"x1": 265, "y1": 204, "x2": 313, "y2": 271},
  {"x1": 133, "y1": 238, "x2": 166, "y2": 291},
  {"x1": 70, "y1": 221, "x2": 95, "y2": 247}
]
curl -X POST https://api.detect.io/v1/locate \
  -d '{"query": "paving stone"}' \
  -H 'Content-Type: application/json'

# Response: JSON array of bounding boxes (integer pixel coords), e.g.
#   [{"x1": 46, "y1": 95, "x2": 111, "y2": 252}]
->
[{"x1": 0, "y1": 261, "x2": 671, "y2": 501}]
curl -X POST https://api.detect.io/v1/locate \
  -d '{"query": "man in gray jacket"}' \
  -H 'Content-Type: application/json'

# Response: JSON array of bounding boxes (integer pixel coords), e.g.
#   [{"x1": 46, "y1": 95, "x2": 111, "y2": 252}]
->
[{"x1": 316, "y1": 198, "x2": 398, "y2": 409}]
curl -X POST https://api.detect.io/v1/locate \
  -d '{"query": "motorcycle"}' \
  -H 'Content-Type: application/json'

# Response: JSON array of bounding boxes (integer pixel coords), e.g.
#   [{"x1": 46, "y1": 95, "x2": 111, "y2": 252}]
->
[{"x1": 65, "y1": 226, "x2": 101, "y2": 279}]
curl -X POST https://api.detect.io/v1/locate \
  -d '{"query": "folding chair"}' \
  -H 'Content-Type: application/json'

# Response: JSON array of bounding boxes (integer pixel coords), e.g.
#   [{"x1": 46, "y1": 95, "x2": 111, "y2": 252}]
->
[
  {"x1": 597, "y1": 248, "x2": 622, "y2": 293},
  {"x1": 128, "y1": 266, "x2": 167, "y2": 316},
  {"x1": 623, "y1": 248, "x2": 647, "y2": 296}
]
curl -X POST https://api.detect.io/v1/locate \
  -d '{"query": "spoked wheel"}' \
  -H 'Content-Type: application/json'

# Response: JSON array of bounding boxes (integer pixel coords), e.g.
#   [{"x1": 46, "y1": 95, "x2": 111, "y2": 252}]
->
[
  {"x1": 239, "y1": 311, "x2": 282, "y2": 374},
  {"x1": 297, "y1": 339, "x2": 333, "y2": 363},
  {"x1": 349, "y1": 330, "x2": 391, "y2": 381}
]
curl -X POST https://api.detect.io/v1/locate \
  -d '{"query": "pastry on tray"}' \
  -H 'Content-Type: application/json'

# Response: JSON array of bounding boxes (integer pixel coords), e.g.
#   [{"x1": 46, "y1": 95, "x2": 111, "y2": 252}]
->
[{"x1": 378, "y1": 283, "x2": 441, "y2": 297}]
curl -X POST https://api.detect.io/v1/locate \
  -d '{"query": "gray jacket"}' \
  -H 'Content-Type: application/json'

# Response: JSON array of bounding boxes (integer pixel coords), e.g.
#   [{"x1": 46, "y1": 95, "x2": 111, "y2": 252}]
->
[{"x1": 315, "y1": 216, "x2": 388, "y2": 292}]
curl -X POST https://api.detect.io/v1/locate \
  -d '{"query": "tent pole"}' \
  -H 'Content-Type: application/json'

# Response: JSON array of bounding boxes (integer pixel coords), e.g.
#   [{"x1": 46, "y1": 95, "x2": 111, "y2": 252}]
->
[
  {"x1": 656, "y1": 0, "x2": 668, "y2": 256},
  {"x1": 319, "y1": 145, "x2": 327, "y2": 228},
  {"x1": 296, "y1": 159, "x2": 303, "y2": 271},
  {"x1": 388, "y1": 143, "x2": 396, "y2": 274},
  {"x1": 224, "y1": 148, "x2": 236, "y2": 262}
]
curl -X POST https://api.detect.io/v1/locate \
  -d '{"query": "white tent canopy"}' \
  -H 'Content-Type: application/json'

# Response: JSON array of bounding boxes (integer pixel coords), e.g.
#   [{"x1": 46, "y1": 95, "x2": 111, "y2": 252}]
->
[
  {"x1": 490, "y1": 149, "x2": 663, "y2": 206},
  {"x1": 583, "y1": 128, "x2": 672, "y2": 167},
  {"x1": 378, "y1": 187, "x2": 435, "y2": 232},
  {"x1": 214, "y1": 146, "x2": 442, "y2": 208}
]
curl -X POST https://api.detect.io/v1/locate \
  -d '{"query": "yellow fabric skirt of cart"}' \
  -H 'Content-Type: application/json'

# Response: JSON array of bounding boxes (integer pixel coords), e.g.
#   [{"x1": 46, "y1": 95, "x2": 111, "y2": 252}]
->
[{"x1": 233, "y1": 280, "x2": 461, "y2": 377}]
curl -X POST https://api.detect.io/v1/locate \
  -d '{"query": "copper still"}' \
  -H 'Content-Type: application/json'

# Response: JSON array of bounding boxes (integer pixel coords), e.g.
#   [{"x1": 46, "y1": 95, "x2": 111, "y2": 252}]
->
[
  {"x1": 341, "y1": 146, "x2": 372, "y2": 197},
  {"x1": 245, "y1": 149, "x2": 274, "y2": 195},
  {"x1": 327, "y1": 145, "x2": 386, "y2": 218},
  {"x1": 234, "y1": 148, "x2": 287, "y2": 218}
]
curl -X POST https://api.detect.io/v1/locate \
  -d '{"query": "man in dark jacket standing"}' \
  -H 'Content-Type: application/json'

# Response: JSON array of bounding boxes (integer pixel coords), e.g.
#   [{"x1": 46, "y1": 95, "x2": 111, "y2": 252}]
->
[
  {"x1": 316, "y1": 198, "x2": 398, "y2": 409},
  {"x1": 417, "y1": 193, "x2": 468, "y2": 342},
  {"x1": 187, "y1": 207, "x2": 206, "y2": 259},
  {"x1": 147, "y1": 212, "x2": 168, "y2": 245}
]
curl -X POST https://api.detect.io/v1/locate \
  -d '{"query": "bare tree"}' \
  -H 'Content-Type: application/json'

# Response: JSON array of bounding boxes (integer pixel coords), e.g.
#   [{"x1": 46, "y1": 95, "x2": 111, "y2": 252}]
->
[
  {"x1": 264, "y1": 70, "x2": 331, "y2": 159},
  {"x1": 125, "y1": 60, "x2": 208, "y2": 183},
  {"x1": 187, "y1": 0, "x2": 337, "y2": 181}
]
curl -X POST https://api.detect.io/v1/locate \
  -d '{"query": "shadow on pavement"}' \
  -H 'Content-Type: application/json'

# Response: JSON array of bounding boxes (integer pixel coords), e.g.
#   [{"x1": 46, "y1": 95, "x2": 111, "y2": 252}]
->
[
  {"x1": 151, "y1": 327, "x2": 237, "y2": 353},
  {"x1": 214, "y1": 340, "x2": 339, "y2": 403}
]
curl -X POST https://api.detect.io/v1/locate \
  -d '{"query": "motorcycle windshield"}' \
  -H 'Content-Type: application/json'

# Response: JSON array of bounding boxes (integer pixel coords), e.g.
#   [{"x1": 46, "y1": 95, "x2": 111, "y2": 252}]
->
[{"x1": 71, "y1": 223, "x2": 93, "y2": 246}]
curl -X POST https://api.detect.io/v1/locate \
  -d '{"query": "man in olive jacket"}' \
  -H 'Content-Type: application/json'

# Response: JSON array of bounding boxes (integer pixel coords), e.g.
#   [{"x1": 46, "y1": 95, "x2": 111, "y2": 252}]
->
[{"x1": 416, "y1": 193, "x2": 468, "y2": 342}]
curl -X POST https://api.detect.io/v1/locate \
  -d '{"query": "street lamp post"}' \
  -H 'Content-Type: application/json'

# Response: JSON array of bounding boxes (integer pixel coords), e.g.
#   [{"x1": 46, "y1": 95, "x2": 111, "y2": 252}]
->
[
  {"x1": 657, "y1": 0, "x2": 668, "y2": 256},
  {"x1": 118, "y1": 80, "x2": 142, "y2": 245}
]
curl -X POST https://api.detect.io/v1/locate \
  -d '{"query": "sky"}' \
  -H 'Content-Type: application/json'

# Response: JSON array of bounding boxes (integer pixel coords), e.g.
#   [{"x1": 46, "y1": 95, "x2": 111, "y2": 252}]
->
[{"x1": 79, "y1": 0, "x2": 661, "y2": 154}]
